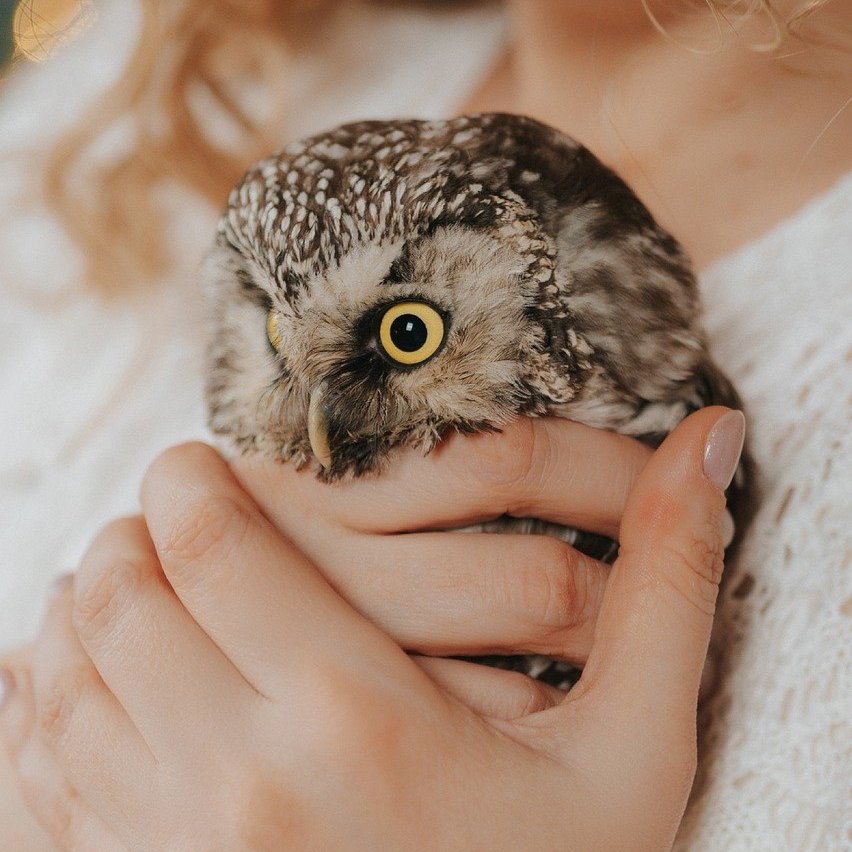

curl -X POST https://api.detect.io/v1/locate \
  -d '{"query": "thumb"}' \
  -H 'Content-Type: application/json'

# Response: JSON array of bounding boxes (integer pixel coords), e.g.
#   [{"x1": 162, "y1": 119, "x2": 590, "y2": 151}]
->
[{"x1": 576, "y1": 407, "x2": 745, "y2": 726}]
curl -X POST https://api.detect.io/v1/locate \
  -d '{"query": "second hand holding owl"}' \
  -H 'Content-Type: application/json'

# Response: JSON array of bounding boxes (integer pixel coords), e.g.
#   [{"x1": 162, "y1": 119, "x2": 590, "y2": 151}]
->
[
  {"x1": 233, "y1": 415, "x2": 657, "y2": 666},
  {"x1": 0, "y1": 407, "x2": 744, "y2": 850}
]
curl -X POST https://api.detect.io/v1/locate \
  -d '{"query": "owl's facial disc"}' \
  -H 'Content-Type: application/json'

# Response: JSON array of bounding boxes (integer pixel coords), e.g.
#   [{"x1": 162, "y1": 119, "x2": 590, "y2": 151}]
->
[
  {"x1": 308, "y1": 301, "x2": 448, "y2": 469},
  {"x1": 204, "y1": 224, "x2": 546, "y2": 479}
]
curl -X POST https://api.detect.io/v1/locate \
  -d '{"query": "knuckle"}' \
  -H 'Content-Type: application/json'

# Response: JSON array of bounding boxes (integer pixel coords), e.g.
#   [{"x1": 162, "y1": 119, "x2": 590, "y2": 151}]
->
[
  {"x1": 654, "y1": 525, "x2": 725, "y2": 616},
  {"x1": 48, "y1": 805, "x2": 84, "y2": 852},
  {"x1": 303, "y1": 668, "x2": 401, "y2": 766},
  {"x1": 684, "y1": 523, "x2": 726, "y2": 585},
  {"x1": 161, "y1": 493, "x2": 250, "y2": 570},
  {"x1": 73, "y1": 556, "x2": 141, "y2": 643},
  {"x1": 15, "y1": 757, "x2": 73, "y2": 848},
  {"x1": 625, "y1": 493, "x2": 726, "y2": 617},
  {"x1": 668, "y1": 524, "x2": 724, "y2": 615},
  {"x1": 36, "y1": 668, "x2": 89, "y2": 746},
  {"x1": 304, "y1": 672, "x2": 364, "y2": 747},
  {"x1": 524, "y1": 541, "x2": 584, "y2": 637},
  {"x1": 16, "y1": 764, "x2": 86, "y2": 852},
  {"x1": 508, "y1": 424, "x2": 566, "y2": 517},
  {"x1": 225, "y1": 765, "x2": 308, "y2": 850},
  {"x1": 465, "y1": 418, "x2": 537, "y2": 495},
  {"x1": 516, "y1": 675, "x2": 555, "y2": 717}
]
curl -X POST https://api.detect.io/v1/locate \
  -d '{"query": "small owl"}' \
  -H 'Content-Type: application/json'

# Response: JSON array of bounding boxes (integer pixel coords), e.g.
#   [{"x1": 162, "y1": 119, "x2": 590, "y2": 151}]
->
[{"x1": 203, "y1": 113, "x2": 749, "y2": 687}]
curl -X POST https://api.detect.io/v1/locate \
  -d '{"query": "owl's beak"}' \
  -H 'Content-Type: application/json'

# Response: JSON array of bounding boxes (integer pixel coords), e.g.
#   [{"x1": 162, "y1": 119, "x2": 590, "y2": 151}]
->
[{"x1": 308, "y1": 384, "x2": 332, "y2": 469}]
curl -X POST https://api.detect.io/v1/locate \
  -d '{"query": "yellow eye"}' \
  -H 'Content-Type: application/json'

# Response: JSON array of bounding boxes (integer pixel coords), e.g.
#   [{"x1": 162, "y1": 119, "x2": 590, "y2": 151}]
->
[
  {"x1": 378, "y1": 301, "x2": 446, "y2": 367},
  {"x1": 266, "y1": 308, "x2": 283, "y2": 353}
]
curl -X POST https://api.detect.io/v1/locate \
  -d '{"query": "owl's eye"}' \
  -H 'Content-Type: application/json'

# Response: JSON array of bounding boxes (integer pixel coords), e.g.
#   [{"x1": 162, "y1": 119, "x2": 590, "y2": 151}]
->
[
  {"x1": 266, "y1": 308, "x2": 283, "y2": 353},
  {"x1": 377, "y1": 301, "x2": 446, "y2": 367}
]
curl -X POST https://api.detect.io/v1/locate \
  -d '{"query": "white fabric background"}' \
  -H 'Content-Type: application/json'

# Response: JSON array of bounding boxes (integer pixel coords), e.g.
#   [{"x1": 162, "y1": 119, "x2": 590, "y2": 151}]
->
[
  {"x1": 0, "y1": 0, "x2": 506, "y2": 643},
  {"x1": 0, "y1": 2, "x2": 849, "y2": 849}
]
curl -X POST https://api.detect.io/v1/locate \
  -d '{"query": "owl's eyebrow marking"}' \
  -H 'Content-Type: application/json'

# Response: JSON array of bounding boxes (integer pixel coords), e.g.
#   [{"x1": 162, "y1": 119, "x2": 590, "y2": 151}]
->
[
  {"x1": 273, "y1": 251, "x2": 308, "y2": 293},
  {"x1": 382, "y1": 242, "x2": 414, "y2": 285},
  {"x1": 234, "y1": 267, "x2": 270, "y2": 308}
]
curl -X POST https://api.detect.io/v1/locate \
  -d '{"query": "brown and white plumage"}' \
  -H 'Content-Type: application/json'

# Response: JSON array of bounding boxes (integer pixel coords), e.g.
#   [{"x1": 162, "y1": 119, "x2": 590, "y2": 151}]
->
[{"x1": 202, "y1": 113, "x2": 749, "y2": 686}]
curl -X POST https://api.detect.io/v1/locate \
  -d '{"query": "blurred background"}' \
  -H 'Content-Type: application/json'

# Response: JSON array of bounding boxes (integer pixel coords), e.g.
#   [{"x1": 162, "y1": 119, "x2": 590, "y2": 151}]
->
[{"x1": 0, "y1": 0, "x2": 97, "y2": 72}]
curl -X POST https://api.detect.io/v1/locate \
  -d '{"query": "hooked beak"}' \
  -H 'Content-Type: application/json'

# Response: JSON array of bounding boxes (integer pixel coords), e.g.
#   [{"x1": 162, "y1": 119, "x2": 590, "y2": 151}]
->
[{"x1": 308, "y1": 384, "x2": 332, "y2": 469}]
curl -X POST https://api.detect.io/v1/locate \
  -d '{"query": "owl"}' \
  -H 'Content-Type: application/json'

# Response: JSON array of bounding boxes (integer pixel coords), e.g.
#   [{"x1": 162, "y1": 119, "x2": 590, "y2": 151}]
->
[{"x1": 203, "y1": 113, "x2": 749, "y2": 687}]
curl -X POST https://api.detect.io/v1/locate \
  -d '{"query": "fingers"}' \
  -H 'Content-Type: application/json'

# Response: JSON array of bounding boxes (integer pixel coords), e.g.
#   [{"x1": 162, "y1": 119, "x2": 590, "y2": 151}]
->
[
  {"x1": 14, "y1": 736, "x2": 124, "y2": 852},
  {"x1": 73, "y1": 516, "x2": 254, "y2": 751},
  {"x1": 140, "y1": 443, "x2": 390, "y2": 695},
  {"x1": 234, "y1": 417, "x2": 652, "y2": 539},
  {"x1": 28, "y1": 580, "x2": 155, "y2": 821},
  {"x1": 0, "y1": 668, "x2": 124, "y2": 852},
  {"x1": 293, "y1": 530, "x2": 609, "y2": 663},
  {"x1": 0, "y1": 716, "x2": 56, "y2": 852},
  {"x1": 413, "y1": 657, "x2": 565, "y2": 720},
  {"x1": 562, "y1": 408, "x2": 744, "y2": 735},
  {"x1": 0, "y1": 666, "x2": 36, "y2": 772}
]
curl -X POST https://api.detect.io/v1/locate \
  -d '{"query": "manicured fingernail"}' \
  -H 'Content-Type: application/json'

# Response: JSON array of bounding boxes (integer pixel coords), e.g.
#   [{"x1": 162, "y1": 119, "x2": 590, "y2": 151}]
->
[
  {"x1": 721, "y1": 509, "x2": 735, "y2": 548},
  {"x1": 703, "y1": 411, "x2": 745, "y2": 492},
  {"x1": 0, "y1": 667, "x2": 15, "y2": 711},
  {"x1": 49, "y1": 572, "x2": 74, "y2": 599}
]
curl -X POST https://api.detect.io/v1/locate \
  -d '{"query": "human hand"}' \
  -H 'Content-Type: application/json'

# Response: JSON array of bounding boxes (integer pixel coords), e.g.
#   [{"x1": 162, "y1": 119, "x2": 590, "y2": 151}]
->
[
  {"x1": 228, "y1": 416, "x2": 658, "y2": 673},
  {"x1": 0, "y1": 407, "x2": 744, "y2": 850},
  {"x1": 228, "y1": 412, "x2": 729, "y2": 706}
]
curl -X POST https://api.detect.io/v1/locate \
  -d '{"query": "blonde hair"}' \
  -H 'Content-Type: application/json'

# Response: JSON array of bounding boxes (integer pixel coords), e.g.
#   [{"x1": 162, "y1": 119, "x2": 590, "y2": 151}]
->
[
  {"x1": 642, "y1": 0, "x2": 845, "y2": 54},
  {"x1": 26, "y1": 0, "x2": 338, "y2": 294},
  {"x1": 15, "y1": 0, "x2": 845, "y2": 294}
]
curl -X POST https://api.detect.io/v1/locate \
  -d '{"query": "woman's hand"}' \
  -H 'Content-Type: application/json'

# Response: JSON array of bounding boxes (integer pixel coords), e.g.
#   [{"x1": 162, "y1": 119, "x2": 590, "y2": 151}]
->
[
  {"x1": 231, "y1": 415, "x2": 656, "y2": 670},
  {"x1": 0, "y1": 407, "x2": 744, "y2": 851}
]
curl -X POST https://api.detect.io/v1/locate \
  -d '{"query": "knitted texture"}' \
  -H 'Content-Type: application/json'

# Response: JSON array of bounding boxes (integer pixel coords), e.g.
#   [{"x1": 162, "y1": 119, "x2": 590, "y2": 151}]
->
[{"x1": 675, "y1": 174, "x2": 852, "y2": 851}]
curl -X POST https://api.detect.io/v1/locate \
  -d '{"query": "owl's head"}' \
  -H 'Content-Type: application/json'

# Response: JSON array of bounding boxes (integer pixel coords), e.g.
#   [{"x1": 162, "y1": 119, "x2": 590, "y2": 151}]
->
[
  {"x1": 203, "y1": 115, "x2": 615, "y2": 477},
  {"x1": 205, "y1": 224, "x2": 562, "y2": 477}
]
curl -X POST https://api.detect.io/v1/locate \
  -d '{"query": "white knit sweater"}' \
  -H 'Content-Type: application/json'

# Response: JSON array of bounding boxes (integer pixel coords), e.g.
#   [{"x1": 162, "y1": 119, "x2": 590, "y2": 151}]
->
[{"x1": 675, "y1": 172, "x2": 851, "y2": 851}]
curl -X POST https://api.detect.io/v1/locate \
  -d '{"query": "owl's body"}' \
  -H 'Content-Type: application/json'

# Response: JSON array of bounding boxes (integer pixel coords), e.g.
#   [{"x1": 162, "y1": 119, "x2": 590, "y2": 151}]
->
[{"x1": 204, "y1": 113, "x2": 747, "y2": 687}]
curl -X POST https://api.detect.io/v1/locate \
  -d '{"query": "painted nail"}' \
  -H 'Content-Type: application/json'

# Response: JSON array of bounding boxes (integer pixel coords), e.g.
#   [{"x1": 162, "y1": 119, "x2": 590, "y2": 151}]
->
[
  {"x1": 0, "y1": 667, "x2": 15, "y2": 711},
  {"x1": 703, "y1": 411, "x2": 745, "y2": 492}
]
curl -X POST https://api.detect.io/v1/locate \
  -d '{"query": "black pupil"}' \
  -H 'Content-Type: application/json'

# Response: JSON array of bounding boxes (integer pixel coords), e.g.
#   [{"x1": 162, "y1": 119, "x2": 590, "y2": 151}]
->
[{"x1": 390, "y1": 314, "x2": 428, "y2": 352}]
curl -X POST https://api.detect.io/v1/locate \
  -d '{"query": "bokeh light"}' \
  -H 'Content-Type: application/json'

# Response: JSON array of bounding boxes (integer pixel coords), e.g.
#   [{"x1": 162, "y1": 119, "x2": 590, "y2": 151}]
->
[{"x1": 0, "y1": 0, "x2": 95, "y2": 72}]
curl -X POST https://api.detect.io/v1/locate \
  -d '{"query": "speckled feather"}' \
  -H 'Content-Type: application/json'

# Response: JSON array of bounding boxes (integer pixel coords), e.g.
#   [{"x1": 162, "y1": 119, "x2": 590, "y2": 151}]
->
[{"x1": 203, "y1": 113, "x2": 749, "y2": 688}]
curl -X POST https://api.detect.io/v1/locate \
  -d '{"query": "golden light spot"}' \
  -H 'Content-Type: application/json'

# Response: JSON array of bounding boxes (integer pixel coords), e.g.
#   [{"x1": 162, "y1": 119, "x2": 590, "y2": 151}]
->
[{"x1": 13, "y1": 0, "x2": 96, "y2": 63}]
